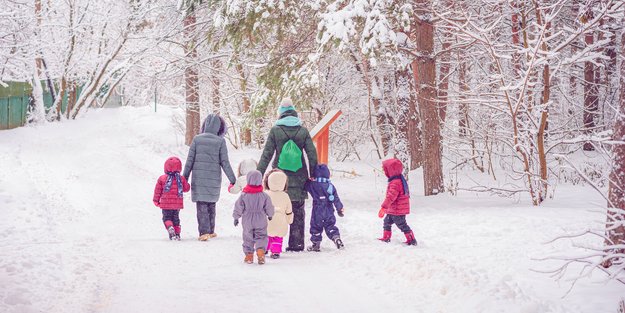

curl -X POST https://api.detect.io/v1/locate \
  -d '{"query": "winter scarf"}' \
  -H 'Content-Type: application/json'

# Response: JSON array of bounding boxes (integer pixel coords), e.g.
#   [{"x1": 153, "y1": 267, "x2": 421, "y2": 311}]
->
[
  {"x1": 388, "y1": 175, "x2": 410, "y2": 196},
  {"x1": 243, "y1": 185, "x2": 264, "y2": 194},
  {"x1": 315, "y1": 177, "x2": 336, "y2": 202},
  {"x1": 164, "y1": 171, "x2": 184, "y2": 198}
]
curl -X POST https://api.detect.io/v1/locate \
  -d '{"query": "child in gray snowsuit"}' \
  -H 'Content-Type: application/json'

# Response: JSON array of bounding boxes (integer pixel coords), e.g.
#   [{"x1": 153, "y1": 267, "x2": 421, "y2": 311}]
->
[{"x1": 233, "y1": 170, "x2": 275, "y2": 265}]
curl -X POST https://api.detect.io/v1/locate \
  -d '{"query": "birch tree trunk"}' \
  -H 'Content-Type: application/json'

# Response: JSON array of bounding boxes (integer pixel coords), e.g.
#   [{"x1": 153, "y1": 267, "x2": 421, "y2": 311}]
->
[{"x1": 413, "y1": 0, "x2": 444, "y2": 195}]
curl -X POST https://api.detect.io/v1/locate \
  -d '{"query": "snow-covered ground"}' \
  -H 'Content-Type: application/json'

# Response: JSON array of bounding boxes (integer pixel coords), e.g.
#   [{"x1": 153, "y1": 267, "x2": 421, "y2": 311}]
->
[{"x1": 0, "y1": 106, "x2": 623, "y2": 313}]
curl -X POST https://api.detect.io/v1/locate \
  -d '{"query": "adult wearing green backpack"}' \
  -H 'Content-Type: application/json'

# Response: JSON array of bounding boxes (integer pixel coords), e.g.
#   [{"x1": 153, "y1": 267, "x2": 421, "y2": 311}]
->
[{"x1": 258, "y1": 98, "x2": 318, "y2": 252}]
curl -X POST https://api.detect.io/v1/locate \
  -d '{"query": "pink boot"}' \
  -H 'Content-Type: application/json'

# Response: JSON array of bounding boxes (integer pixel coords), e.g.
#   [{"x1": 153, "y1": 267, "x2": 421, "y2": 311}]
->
[
  {"x1": 164, "y1": 221, "x2": 175, "y2": 240},
  {"x1": 378, "y1": 230, "x2": 391, "y2": 243},
  {"x1": 404, "y1": 231, "x2": 417, "y2": 246},
  {"x1": 173, "y1": 225, "x2": 181, "y2": 240}
]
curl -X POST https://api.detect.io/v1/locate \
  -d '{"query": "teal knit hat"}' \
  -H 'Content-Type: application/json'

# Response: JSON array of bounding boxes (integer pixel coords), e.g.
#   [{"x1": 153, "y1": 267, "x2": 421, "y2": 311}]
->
[{"x1": 278, "y1": 98, "x2": 296, "y2": 115}]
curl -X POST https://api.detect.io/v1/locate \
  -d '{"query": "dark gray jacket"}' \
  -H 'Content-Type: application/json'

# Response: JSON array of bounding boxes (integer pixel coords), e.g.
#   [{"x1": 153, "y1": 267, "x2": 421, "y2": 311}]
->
[{"x1": 183, "y1": 115, "x2": 236, "y2": 202}]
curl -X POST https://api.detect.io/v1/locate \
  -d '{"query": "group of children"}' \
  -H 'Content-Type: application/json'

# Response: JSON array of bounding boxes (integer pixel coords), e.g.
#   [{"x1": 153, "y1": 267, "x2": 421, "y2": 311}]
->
[{"x1": 152, "y1": 156, "x2": 417, "y2": 265}]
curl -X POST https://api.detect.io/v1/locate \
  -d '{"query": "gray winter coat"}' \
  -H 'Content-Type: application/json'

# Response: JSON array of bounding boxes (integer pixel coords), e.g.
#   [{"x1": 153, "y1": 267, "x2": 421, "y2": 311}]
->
[
  {"x1": 233, "y1": 171, "x2": 275, "y2": 253},
  {"x1": 183, "y1": 115, "x2": 236, "y2": 203}
]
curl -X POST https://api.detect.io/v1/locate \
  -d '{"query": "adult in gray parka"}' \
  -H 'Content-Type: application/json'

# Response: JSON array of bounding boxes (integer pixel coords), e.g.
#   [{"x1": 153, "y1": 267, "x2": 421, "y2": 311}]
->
[
  {"x1": 233, "y1": 170, "x2": 275, "y2": 265},
  {"x1": 183, "y1": 114, "x2": 236, "y2": 241}
]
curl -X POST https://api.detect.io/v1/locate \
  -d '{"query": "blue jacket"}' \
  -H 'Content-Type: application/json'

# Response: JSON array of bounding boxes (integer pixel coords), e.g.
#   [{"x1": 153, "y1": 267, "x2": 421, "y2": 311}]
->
[{"x1": 305, "y1": 165, "x2": 343, "y2": 216}]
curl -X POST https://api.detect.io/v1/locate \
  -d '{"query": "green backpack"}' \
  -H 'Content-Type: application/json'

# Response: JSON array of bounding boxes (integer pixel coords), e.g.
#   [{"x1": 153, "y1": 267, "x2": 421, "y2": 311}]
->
[{"x1": 278, "y1": 127, "x2": 303, "y2": 172}]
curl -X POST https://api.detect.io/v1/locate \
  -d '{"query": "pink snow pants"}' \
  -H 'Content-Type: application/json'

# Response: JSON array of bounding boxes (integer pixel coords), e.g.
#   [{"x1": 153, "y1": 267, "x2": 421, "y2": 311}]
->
[{"x1": 267, "y1": 236, "x2": 283, "y2": 254}]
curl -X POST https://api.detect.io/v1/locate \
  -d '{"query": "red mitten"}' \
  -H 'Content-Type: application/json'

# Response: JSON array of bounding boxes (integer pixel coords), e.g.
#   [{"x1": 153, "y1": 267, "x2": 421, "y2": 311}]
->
[
  {"x1": 227, "y1": 184, "x2": 235, "y2": 193},
  {"x1": 153, "y1": 201, "x2": 160, "y2": 207},
  {"x1": 378, "y1": 207, "x2": 385, "y2": 219}
]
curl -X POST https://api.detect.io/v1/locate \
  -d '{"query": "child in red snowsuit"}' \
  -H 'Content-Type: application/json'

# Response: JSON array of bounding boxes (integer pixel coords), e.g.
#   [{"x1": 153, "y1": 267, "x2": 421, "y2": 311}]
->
[
  {"x1": 153, "y1": 157, "x2": 190, "y2": 240},
  {"x1": 377, "y1": 158, "x2": 417, "y2": 245}
]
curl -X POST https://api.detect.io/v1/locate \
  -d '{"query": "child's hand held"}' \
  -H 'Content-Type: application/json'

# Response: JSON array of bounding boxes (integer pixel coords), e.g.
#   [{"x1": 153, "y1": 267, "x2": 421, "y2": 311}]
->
[{"x1": 227, "y1": 184, "x2": 235, "y2": 193}]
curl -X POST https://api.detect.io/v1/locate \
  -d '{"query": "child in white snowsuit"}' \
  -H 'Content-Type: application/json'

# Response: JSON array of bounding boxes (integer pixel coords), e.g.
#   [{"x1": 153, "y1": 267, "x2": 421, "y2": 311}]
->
[
  {"x1": 233, "y1": 170, "x2": 275, "y2": 264},
  {"x1": 305, "y1": 164, "x2": 345, "y2": 251},
  {"x1": 263, "y1": 169, "x2": 293, "y2": 259},
  {"x1": 228, "y1": 159, "x2": 258, "y2": 194}
]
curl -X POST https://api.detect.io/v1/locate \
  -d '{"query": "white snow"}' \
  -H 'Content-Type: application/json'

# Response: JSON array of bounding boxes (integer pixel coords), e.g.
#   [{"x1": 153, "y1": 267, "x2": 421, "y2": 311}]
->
[{"x1": 0, "y1": 106, "x2": 623, "y2": 313}]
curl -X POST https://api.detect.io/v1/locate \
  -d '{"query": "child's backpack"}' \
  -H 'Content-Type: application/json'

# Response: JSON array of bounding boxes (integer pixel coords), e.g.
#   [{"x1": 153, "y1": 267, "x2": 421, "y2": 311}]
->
[{"x1": 277, "y1": 127, "x2": 303, "y2": 172}]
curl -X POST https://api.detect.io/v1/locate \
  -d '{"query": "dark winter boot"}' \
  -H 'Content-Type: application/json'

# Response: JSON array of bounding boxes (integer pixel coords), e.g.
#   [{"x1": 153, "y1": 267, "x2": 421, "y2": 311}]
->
[
  {"x1": 378, "y1": 230, "x2": 391, "y2": 243},
  {"x1": 167, "y1": 226, "x2": 176, "y2": 240},
  {"x1": 333, "y1": 237, "x2": 345, "y2": 250},
  {"x1": 271, "y1": 253, "x2": 280, "y2": 259},
  {"x1": 257, "y1": 249, "x2": 266, "y2": 265},
  {"x1": 404, "y1": 231, "x2": 418, "y2": 246},
  {"x1": 307, "y1": 241, "x2": 321, "y2": 252}
]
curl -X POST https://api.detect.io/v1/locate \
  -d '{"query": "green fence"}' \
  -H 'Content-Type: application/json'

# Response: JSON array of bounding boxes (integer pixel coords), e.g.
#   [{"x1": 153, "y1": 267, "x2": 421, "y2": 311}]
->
[
  {"x1": 0, "y1": 81, "x2": 85, "y2": 130},
  {"x1": 0, "y1": 82, "x2": 31, "y2": 130}
]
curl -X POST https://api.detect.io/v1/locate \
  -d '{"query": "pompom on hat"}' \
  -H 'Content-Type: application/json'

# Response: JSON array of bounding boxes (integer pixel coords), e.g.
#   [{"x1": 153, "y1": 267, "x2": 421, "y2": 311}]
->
[{"x1": 278, "y1": 98, "x2": 296, "y2": 115}]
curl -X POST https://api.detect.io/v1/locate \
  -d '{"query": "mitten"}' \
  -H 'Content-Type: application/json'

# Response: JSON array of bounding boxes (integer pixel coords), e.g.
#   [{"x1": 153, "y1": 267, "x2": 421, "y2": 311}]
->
[
  {"x1": 234, "y1": 219, "x2": 239, "y2": 227},
  {"x1": 268, "y1": 216, "x2": 273, "y2": 221},
  {"x1": 337, "y1": 209, "x2": 344, "y2": 217},
  {"x1": 153, "y1": 201, "x2": 160, "y2": 207},
  {"x1": 227, "y1": 184, "x2": 235, "y2": 193},
  {"x1": 378, "y1": 207, "x2": 385, "y2": 219}
]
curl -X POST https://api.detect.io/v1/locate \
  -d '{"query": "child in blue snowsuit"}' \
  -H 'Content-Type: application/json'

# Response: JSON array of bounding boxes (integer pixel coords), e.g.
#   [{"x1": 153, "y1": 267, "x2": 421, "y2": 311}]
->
[{"x1": 305, "y1": 164, "x2": 345, "y2": 251}]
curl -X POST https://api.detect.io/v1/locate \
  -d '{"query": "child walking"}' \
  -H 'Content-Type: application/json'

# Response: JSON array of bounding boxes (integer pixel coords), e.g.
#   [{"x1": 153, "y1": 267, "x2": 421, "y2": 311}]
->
[
  {"x1": 228, "y1": 158, "x2": 258, "y2": 194},
  {"x1": 377, "y1": 158, "x2": 417, "y2": 246},
  {"x1": 233, "y1": 170, "x2": 275, "y2": 264},
  {"x1": 263, "y1": 169, "x2": 293, "y2": 259},
  {"x1": 153, "y1": 156, "x2": 190, "y2": 240},
  {"x1": 305, "y1": 164, "x2": 345, "y2": 252}
]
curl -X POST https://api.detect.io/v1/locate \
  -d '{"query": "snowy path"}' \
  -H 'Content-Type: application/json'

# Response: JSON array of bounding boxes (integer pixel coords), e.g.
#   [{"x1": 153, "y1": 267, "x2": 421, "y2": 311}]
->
[{"x1": 1, "y1": 107, "x2": 623, "y2": 313}]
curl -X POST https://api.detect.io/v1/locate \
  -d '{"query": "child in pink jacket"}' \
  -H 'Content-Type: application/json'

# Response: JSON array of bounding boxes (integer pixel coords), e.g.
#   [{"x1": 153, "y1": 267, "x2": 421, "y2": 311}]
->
[{"x1": 153, "y1": 157, "x2": 190, "y2": 240}]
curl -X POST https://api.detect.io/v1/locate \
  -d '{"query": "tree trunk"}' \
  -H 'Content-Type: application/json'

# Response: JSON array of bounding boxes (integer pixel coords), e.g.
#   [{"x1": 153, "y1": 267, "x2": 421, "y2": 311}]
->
[
  {"x1": 184, "y1": 10, "x2": 200, "y2": 146},
  {"x1": 413, "y1": 0, "x2": 444, "y2": 196},
  {"x1": 395, "y1": 66, "x2": 413, "y2": 173},
  {"x1": 437, "y1": 32, "x2": 452, "y2": 122},
  {"x1": 458, "y1": 60, "x2": 469, "y2": 137},
  {"x1": 211, "y1": 60, "x2": 221, "y2": 115},
  {"x1": 408, "y1": 61, "x2": 423, "y2": 170},
  {"x1": 603, "y1": 22, "x2": 625, "y2": 268},
  {"x1": 535, "y1": 1, "x2": 550, "y2": 202},
  {"x1": 583, "y1": 27, "x2": 599, "y2": 151},
  {"x1": 374, "y1": 75, "x2": 392, "y2": 156},
  {"x1": 511, "y1": 0, "x2": 522, "y2": 77},
  {"x1": 236, "y1": 61, "x2": 252, "y2": 146}
]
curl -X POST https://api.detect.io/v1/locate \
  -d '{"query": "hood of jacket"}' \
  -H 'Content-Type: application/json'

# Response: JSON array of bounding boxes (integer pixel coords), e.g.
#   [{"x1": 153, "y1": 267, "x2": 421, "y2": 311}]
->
[
  {"x1": 246, "y1": 170, "x2": 263, "y2": 186},
  {"x1": 313, "y1": 164, "x2": 331, "y2": 179},
  {"x1": 201, "y1": 114, "x2": 226, "y2": 136},
  {"x1": 267, "y1": 170, "x2": 288, "y2": 191},
  {"x1": 164, "y1": 156, "x2": 182, "y2": 173},
  {"x1": 238, "y1": 159, "x2": 258, "y2": 177},
  {"x1": 382, "y1": 158, "x2": 403, "y2": 178},
  {"x1": 278, "y1": 109, "x2": 298, "y2": 120}
]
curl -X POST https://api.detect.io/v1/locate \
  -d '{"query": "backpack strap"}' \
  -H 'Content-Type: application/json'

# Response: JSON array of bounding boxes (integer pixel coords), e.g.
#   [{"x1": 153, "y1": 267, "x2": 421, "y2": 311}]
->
[{"x1": 279, "y1": 126, "x2": 303, "y2": 149}]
